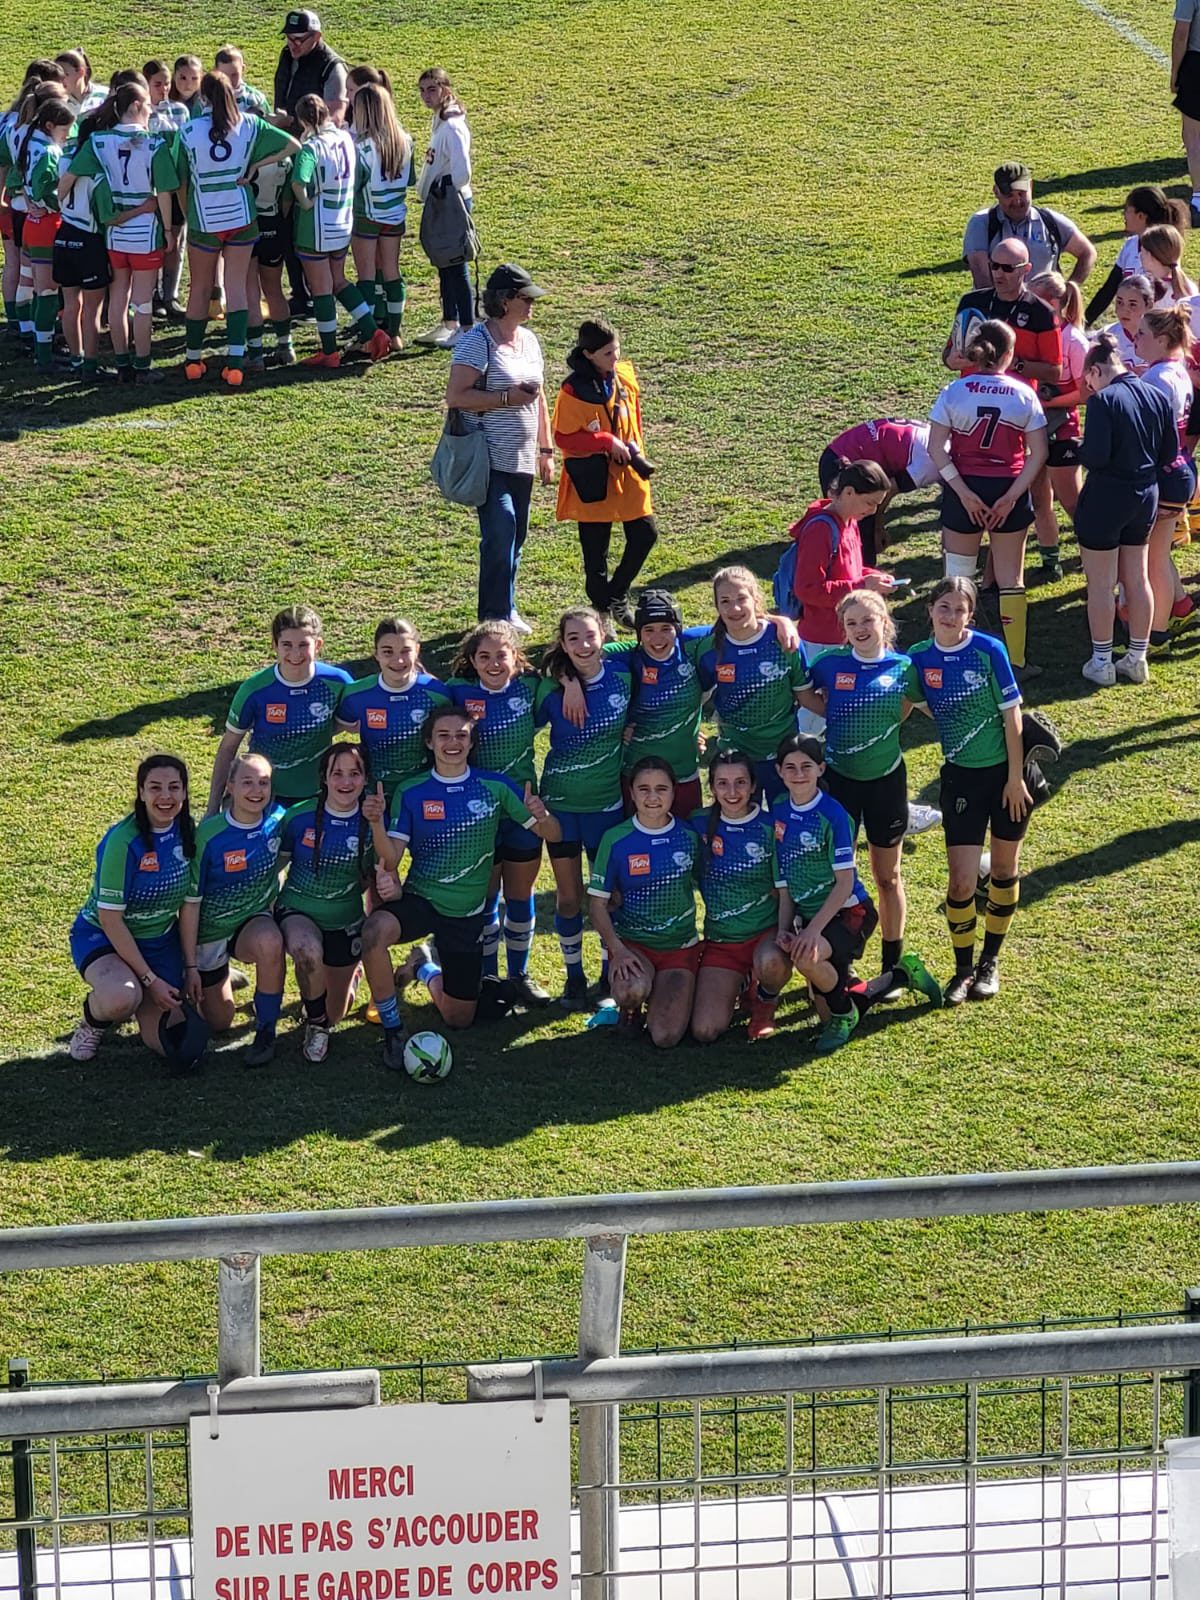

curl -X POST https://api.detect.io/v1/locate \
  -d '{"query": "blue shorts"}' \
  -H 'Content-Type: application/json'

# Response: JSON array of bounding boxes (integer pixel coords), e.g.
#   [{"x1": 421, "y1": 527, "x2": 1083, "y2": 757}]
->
[
  {"x1": 547, "y1": 802, "x2": 624, "y2": 864},
  {"x1": 69, "y1": 915, "x2": 184, "y2": 989},
  {"x1": 494, "y1": 814, "x2": 542, "y2": 864},
  {"x1": 1158, "y1": 457, "x2": 1197, "y2": 511},
  {"x1": 1074, "y1": 478, "x2": 1158, "y2": 551}
]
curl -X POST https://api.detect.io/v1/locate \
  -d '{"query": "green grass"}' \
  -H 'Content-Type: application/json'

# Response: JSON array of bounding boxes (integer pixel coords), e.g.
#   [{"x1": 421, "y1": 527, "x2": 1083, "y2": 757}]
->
[{"x1": 1, "y1": 0, "x2": 1199, "y2": 1402}]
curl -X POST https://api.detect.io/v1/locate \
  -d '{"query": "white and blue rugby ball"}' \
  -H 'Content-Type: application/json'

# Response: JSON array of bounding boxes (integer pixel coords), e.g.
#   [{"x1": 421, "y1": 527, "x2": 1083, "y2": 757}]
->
[
  {"x1": 951, "y1": 305, "x2": 987, "y2": 359},
  {"x1": 403, "y1": 1030, "x2": 453, "y2": 1084}
]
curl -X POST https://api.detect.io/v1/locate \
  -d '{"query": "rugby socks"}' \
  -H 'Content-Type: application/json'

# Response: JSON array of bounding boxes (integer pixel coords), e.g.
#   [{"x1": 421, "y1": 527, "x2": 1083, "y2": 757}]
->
[
  {"x1": 384, "y1": 277, "x2": 406, "y2": 338},
  {"x1": 503, "y1": 892, "x2": 535, "y2": 978},
  {"x1": 335, "y1": 283, "x2": 376, "y2": 339},
  {"x1": 1037, "y1": 544, "x2": 1060, "y2": 570},
  {"x1": 881, "y1": 937, "x2": 902, "y2": 974},
  {"x1": 247, "y1": 321, "x2": 264, "y2": 364},
  {"x1": 1090, "y1": 636, "x2": 1113, "y2": 667},
  {"x1": 1126, "y1": 635, "x2": 1149, "y2": 664},
  {"x1": 754, "y1": 982, "x2": 780, "y2": 1004},
  {"x1": 376, "y1": 994, "x2": 402, "y2": 1031},
  {"x1": 16, "y1": 270, "x2": 33, "y2": 337},
  {"x1": 132, "y1": 352, "x2": 151, "y2": 373},
  {"x1": 253, "y1": 989, "x2": 283, "y2": 1034},
  {"x1": 481, "y1": 890, "x2": 502, "y2": 979},
  {"x1": 555, "y1": 911, "x2": 584, "y2": 978},
  {"x1": 416, "y1": 953, "x2": 443, "y2": 1004},
  {"x1": 313, "y1": 293, "x2": 338, "y2": 354},
  {"x1": 33, "y1": 293, "x2": 56, "y2": 369},
  {"x1": 303, "y1": 993, "x2": 328, "y2": 1025},
  {"x1": 113, "y1": 350, "x2": 131, "y2": 372},
  {"x1": 81, "y1": 355, "x2": 98, "y2": 377},
  {"x1": 3, "y1": 297, "x2": 16, "y2": 328},
  {"x1": 817, "y1": 974, "x2": 854, "y2": 1016},
  {"x1": 272, "y1": 317, "x2": 293, "y2": 352},
  {"x1": 184, "y1": 319, "x2": 207, "y2": 364},
  {"x1": 945, "y1": 894, "x2": 977, "y2": 975},
  {"x1": 225, "y1": 308, "x2": 248, "y2": 372},
  {"x1": 373, "y1": 271, "x2": 387, "y2": 326},
  {"x1": 980, "y1": 875, "x2": 1019, "y2": 962},
  {"x1": 998, "y1": 587, "x2": 1028, "y2": 669}
]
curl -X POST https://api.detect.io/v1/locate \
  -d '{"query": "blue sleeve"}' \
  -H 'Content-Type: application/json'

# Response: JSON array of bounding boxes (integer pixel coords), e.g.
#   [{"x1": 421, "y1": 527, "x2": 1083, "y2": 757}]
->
[
  {"x1": 393, "y1": 789, "x2": 416, "y2": 840},
  {"x1": 695, "y1": 645, "x2": 716, "y2": 689},
  {"x1": 338, "y1": 689, "x2": 361, "y2": 725},
  {"x1": 826, "y1": 802, "x2": 855, "y2": 871},
  {"x1": 979, "y1": 635, "x2": 1021, "y2": 709},
  {"x1": 681, "y1": 625, "x2": 710, "y2": 642}
]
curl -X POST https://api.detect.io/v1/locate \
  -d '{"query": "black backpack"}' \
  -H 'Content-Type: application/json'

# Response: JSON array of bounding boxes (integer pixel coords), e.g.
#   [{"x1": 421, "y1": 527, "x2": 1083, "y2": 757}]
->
[{"x1": 986, "y1": 204, "x2": 1067, "y2": 267}]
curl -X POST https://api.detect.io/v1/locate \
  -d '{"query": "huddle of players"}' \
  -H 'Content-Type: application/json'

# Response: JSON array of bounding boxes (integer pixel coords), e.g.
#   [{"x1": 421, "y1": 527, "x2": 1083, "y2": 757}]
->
[
  {"x1": 0, "y1": 49, "x2": 410, "y2": 382},
  {"x1": 68, "y1": 568, "x2": 1042, "y2": 1072}
]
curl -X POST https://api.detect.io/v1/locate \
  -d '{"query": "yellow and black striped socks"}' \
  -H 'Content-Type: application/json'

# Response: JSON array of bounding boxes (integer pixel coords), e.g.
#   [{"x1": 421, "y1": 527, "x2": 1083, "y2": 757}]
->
[
  {"x1": 980, "y1": 874, "x2": 1019, "y2": 962},
  {"x1": 945, "y1": 894, "x2": 977, "y2": 975}
]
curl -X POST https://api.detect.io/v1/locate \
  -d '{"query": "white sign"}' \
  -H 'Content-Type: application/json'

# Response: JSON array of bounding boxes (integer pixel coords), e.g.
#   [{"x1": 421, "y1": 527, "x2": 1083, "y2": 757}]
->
[{"x1": 190, "y1": 1403, "x2": 571, "y2": 1600}]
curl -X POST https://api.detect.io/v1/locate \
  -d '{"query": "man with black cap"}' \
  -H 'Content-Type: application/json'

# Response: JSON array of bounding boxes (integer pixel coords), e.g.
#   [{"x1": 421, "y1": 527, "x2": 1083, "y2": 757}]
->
[
  {"x1": 963, "y1": 162, "x2": 1095, "y2": 290},
  {"x1": 274, "y1": 10, "x2": 347, "y2": 317}
]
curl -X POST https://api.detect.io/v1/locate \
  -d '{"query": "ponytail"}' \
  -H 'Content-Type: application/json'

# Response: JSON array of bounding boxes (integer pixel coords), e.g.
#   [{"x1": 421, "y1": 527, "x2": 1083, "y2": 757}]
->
[
  {"x1": 201, "y1": 70, "x2": 238, "y2": 139},
  {"x1": 964, "y1": 317, "x2": 1015, "y2": 371},
  {"x1": 829, "y1": 457, "x2": 890, "y2": 496}
]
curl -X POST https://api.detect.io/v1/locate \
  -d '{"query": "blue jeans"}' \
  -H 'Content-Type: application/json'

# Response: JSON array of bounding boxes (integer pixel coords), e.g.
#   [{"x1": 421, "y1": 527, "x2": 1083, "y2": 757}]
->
[
  {"x1": 439, "y1": 198, "x2": 474, "y2": 325},
  {"x1": 477, "y1": 469, "x2": 533, "y2": 621}
]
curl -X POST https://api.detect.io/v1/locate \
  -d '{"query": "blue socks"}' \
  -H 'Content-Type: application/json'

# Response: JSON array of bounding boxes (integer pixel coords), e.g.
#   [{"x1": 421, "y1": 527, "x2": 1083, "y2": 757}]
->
[
  {"x1": 377, "y1": 994, "x2": 402, "y2": 1031},
  {"x1": 555, "y1": 912, "x2": 584, "y2": 976},
  {"x1": 417, "y1": 956, "x2": 442, "y2": 990},
  {"x1": 481, "y1": 890, "x2": 501, "y2": 979},
  {"x1": 253, "y1": 989, "x2": 283, "y2": 1032},
  {"x1": 504, "y1": 893, "x2": 535, "y2": 978}
]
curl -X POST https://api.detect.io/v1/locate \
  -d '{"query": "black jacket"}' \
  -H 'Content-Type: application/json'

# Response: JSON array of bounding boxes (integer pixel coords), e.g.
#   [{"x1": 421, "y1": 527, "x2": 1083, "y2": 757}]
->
[{"x1": 274, "y1": 39, "x2": 345, "y2": 122}]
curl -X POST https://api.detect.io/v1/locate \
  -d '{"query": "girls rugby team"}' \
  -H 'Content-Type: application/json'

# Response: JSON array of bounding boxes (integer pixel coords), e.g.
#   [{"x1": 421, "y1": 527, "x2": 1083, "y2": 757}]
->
[
  {"x1": 0, "y1": 48, "x2": 448, "y2": 382},
  {"x1": 44, "y1": 52, "x2": 1196, "y2": 1070}
]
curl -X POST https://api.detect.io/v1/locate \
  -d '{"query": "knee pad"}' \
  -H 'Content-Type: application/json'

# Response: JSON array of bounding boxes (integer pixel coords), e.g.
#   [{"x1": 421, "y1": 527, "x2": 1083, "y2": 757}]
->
[
  {"x1": 130, "y1": 300, "x2": 154, "y2": 317},
  {"x1": 944, "y1": 551, "x2": 978, "y2": 580}
]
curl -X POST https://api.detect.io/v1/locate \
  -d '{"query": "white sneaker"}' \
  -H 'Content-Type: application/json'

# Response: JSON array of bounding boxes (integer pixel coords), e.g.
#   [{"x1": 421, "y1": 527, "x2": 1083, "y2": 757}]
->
[
  {"x1": 508, "y1": 611, "x2": 534, "y2": 637},
  {"x1": 302, "y1": 1023, "x2": 330, "y2": 1063},
  {"x1": 1115, "y1": 653, "x2": 1149, "y2": 684},
  {"x1": 412, "y1": 320, "x2": 457, "y2": 348},
  {"x1": 68, "y1": 1018, "x2": 106, "y2": 1061},
  {"x1": 904, "y1": 802, "x2": 943, "y2": 836},
  {"x1": 1081, "y1": 655, "x2": 1116, "y2": 687}
]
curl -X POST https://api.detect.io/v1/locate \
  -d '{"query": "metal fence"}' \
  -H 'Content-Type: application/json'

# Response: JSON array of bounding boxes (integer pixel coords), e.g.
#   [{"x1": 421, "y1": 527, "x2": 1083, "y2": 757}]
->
[{"x1": 4, "y1": 1164, "x2": 1200, "y2": 1598}]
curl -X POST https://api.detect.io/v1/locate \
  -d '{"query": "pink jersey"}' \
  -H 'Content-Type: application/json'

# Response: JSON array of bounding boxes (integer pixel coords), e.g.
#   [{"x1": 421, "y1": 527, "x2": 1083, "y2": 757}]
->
[
  {"x1": 929, "y1": 373, "x2": 1046, "y2": 477},
  {"x1": 828, "y1": 418, "x2": 923, "y2": 479}
]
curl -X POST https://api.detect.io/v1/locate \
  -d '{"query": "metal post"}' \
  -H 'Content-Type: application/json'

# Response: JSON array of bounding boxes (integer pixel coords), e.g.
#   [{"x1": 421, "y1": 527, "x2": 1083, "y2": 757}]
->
[
  {"x1": 8, "y1": 1360, "x2": 37, "y2": 1600},
  {"x1": 576, "y1": 1235, "x2": 626, "y2": 1600},
  {"x1": 218, "y1": 1254, "x2": 261, "y2": 1385},
  {"x1": 1185, "y1": 1288, "x2": 1200, "y2": 1435}
]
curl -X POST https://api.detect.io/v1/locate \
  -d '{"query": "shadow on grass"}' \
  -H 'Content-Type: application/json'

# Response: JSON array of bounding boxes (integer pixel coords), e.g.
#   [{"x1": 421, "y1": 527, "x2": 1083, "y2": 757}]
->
[
  {"x1": 1021, "y1": 817, "x2": 1200, "y2": 911},
  {"x1": 0, "y1": 986, "x2": 830, "y2": 1161}
]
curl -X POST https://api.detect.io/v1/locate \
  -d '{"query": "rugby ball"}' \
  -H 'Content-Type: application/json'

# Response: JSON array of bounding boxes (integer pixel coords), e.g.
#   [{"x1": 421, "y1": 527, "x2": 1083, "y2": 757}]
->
[
  {"x1": 403, "y1": 1031, "x2": 453, "y2": 1083},
  {"x1": 951, "y1": 306, "x2": 987, "y2": 359}
]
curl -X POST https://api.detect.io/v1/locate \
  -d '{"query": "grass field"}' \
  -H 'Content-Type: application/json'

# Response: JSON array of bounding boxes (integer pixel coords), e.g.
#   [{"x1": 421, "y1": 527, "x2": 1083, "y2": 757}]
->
[{"x1": 0, "y1": 0, "x2": 1199, "y2": 1394}]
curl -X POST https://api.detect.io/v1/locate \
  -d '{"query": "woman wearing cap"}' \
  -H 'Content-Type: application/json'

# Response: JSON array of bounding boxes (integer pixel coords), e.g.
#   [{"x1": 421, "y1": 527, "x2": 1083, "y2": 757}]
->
[
  {"x1": 445, "y1": 263, "x2": 554, "y2": 631},
  {"x1": 413, "y1": 67, "x2": 471, "y2": 348},
  {"x1": 552, "y1": 318, "x2": 658, "y2": 633}
]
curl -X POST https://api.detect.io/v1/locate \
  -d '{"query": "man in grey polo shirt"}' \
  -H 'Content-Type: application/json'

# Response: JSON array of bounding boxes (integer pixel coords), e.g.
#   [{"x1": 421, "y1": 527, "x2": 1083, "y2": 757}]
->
[{"x1": 963, "y1": 162, "x2": 1096, "y2": 289}]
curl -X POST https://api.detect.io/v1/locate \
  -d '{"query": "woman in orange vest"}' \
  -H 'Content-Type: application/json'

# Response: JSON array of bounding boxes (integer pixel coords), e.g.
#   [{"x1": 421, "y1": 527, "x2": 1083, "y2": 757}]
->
[{"x1": 553, "y1": 319, "x2": 657, "y2": 631}]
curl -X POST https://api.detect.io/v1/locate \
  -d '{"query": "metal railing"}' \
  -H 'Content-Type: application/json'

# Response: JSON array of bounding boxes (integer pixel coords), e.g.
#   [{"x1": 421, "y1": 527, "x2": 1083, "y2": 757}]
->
[{"x1": 3, "y1": 1162, "x2": 1200, "y2": 1599}]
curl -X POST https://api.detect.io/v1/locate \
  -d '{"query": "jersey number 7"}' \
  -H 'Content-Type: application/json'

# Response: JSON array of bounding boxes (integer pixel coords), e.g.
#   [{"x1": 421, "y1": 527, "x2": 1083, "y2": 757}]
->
[{"x1": 974, "y1": 405, "x2": 1001, "y2": 448}]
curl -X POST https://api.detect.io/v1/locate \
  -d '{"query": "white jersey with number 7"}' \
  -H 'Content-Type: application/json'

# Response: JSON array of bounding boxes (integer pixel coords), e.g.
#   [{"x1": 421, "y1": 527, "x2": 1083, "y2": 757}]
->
[{"x1": 929, "y1": 373, "x2": 1046, "y2": 478}]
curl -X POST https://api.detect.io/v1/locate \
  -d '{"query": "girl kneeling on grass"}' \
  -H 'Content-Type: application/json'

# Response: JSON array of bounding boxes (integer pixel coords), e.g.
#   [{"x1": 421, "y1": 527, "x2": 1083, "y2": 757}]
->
[
  {"x1": 772, "y1": 736, "x2": 941, "y2": 1055},
  {"x1": 689, "y1": 749, "x2": 790, "y2": 1045},
  {"x1": 68, "y1": 755, "x2": 209, "y2": 1072},
  {"x1": 906, "y1": 577, "x2": 1030, "y2": 1005},
  {"x1": 362, "y1": 707, "x2": 560, "y2": 1070},
  {"x1": 291, "y1": 94, "x2": 390, "y2": 369},
  {"x1": 180, "y1": 753, "x2": 287, "y2": 1069},
  {"x1": 588, "y1": 757, "x2": 703, "y2": 1047},
  {"x1": 447, "y1": 620, "x2": 549, "y2": 1006},
  {"x1": 276, "y1": 743, "x2": 392, "y2": 1064}
]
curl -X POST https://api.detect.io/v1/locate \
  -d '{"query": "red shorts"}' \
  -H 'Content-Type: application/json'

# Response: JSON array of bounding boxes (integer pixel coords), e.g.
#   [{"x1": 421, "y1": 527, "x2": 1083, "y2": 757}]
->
[
  {"x1": 701, "y1": 930, "x2": 773, "y2": 977},
  {"x1": 108, "y1": 248, "x2": 164, "y2": 272},
  {"x1": 624, "y1": 939, "x2": 703, "y2": 975},
  {"x1": 620, "y1": 773, "x2": 703, "y2": 819},
  {"x1": 22, "y1": 211, "x2": 60, "y2": 254}
]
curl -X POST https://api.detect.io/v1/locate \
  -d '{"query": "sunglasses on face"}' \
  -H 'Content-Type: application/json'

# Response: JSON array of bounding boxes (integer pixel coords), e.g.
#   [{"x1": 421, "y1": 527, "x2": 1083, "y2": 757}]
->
[{"x1": 990, "y1": 260, "x2": 1022, "y2": 272}]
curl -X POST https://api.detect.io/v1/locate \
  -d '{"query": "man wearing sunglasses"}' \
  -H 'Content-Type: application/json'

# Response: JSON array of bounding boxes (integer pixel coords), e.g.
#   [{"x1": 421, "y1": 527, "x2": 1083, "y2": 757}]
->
[
  {"x1": 274, "y1": 10, "x2": 347, "y2": 127},
  {"x1": 943, "y1": 239, "x2": 1062, "y2": 388},
  {"x1": 963, "y1": 161, "x2": 1095, "y2": 290}
]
